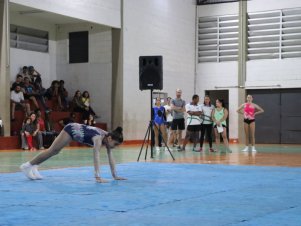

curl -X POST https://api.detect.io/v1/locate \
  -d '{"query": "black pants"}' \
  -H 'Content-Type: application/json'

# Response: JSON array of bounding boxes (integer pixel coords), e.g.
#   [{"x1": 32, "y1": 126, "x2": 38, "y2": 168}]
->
[{"x1": 200, "y1": 124, "x2": 213, "y2": 148}]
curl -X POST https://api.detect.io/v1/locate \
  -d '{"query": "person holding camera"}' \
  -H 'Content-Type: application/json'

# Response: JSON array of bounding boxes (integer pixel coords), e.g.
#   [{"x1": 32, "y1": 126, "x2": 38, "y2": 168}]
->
[{"x1": 152, "y1": 97, "x2": 168, "y2": 151}]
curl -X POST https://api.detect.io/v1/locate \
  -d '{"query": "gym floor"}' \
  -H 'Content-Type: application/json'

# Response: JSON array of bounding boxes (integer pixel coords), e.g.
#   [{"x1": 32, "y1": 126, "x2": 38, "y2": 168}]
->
[{"x1": 1, "y1": 144, "x2": 301, "y2": 226}]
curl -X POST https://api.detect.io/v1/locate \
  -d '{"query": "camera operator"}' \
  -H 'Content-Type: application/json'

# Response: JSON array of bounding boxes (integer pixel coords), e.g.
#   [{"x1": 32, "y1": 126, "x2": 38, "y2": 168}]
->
[{"x1": 152, "y1": 97, "x2": 168, "y2": 151}]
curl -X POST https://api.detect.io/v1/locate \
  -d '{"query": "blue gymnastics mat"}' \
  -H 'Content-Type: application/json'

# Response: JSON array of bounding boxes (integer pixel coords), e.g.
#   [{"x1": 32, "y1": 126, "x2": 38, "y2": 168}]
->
[{"x1": 1, "y1": 163, "x2": 301, "y2": 226}]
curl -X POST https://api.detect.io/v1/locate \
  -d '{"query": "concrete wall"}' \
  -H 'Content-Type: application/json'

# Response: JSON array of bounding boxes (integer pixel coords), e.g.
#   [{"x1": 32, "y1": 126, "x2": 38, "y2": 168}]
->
[
  {"x1": 9, "y1": 11, "x2": 56, "y2": 88},
  {"x1": 56, "y1": 23, "x2": 113, "y2": 128},
  {"x1": 10, "y1": 0, "x2": 121, "y2": 28},
  {"x1": 122, "y1": 0, "x2": 196, "y2": 140}
]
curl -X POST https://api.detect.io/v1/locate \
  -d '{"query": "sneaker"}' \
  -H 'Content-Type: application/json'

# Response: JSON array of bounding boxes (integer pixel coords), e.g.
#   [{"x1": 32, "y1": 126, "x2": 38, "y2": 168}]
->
[
  {"x1": 209, "y1": 148, "x2": 215, "y2": 152},
  {"x1": 32, "y1": 165, "x2": 43, "y2": 180},
  {"x1": 20, "y1": 162, "x2": 36, "y2": 180},
  {"x1": 178, "y1": 146, "x2": 185, "y2": 151},
  {"x1": 155, "y1": 146, "x2": 160, "y2": 151},
  {"x1": 192, "y1": 147, "x2": 200, "y2": 152},
  {"x1": 39, "y1": 147, "x2": 45, "y2": 150},
  {"x1": 241, "y1": 146, "x2": 249, "y2": 152},
  {"x1": 252, "y1": 146, "x2": 257, "y2": 152}
]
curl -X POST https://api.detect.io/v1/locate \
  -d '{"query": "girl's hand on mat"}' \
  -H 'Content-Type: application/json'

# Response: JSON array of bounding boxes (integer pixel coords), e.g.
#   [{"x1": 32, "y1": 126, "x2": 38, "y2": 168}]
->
[
  {"x1": 114, "y1": 176, "x2": 127, "y2": 181},
  {"x1": 95, "y1": 177, "x2": 108, "y2": 183}
]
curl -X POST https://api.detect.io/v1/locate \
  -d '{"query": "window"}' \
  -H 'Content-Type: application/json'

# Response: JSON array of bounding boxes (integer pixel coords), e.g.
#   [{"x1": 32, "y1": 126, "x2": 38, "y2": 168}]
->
[
  {"x1": 10, "y1": 25, "x2": 48, "y2": 52},
  {"x1": 69, "y1": 31, "x2": 89, "y2": 63},
  {"x1": 198, "y1": 15, "x2": 239, "y2": 63}
]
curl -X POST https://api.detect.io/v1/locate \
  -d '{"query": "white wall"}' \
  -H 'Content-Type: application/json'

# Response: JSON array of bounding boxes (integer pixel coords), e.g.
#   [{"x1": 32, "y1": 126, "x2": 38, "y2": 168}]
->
[
  {"x1": 56, "y1": 23, "x2": 112, "y2": 127},
  {"x1": 122, "y1": 0, "x2": 196, "y2": 140},
  {"x1": 247, "y1": 0, "x2": 301, "y2": 89},
  {"x1": 9, "y1": 11, "x2": 56, "y2": 87},
  {"x1": 10, "y1": 0, "x2": 121, "y2": 28},
  {"x1": 196, "y1": 2, "x2": 239, "y2": 140}
]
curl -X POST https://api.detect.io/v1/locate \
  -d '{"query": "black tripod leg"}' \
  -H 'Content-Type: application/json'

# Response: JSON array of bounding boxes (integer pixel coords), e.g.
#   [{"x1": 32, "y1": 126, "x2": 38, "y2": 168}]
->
[
  {"x1": 154, "y1": 123, "x2": 175, "y2": 161},
  {"x1": 137, "y1": 122, "x2": 151, "y2": 162},
  {"x1": 145, "y1": 124, "x2": 151, "y2": 160}
]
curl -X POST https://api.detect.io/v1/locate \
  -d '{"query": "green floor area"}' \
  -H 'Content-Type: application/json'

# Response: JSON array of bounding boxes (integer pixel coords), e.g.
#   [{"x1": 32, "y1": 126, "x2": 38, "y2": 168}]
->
[{"x1": 1, "y1": 144, "x2": 301, "y2": 173}]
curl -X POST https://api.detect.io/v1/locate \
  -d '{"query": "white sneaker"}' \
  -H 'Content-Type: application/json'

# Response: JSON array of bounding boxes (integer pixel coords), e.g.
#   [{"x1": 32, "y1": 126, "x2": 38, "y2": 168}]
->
[
  {"x1": 252, "y1": 146, "x2": 257, "y2": 152},
  {"x1": 241, "y1": 146, "x2": 249, "y2": 152},
  {"x1": 32, "y1": 165, "x2": 43, "y2": 180},
  {"x1": 155, "y1": 146, "x2": 160, "y2": 151},
  {"x1": 20, "y1": 162, "x2": 36, "y2": 180}
]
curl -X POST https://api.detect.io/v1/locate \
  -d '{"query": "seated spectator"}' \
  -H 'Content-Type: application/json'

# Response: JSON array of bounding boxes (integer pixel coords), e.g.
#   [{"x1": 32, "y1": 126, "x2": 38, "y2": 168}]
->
[
  {"x1": 45, "y1": 80, "x2": 63, "y2": 111},
  {"x1": 18, "y1": 66, "x2": 30, "y2": 80},
  {"x1": 59, "y1": 112, "x2": 76, "y2": 127},
  {"x1": 72, "y1": 90, "x2": 88, "y2": 114},
  {"x1": 20, "y1": 112, "x2": 43, "y2": 150},
  {"x1": 11, "y1": 74, "x2": 25, "y2": 92},
  {"x1": 82, "y1": 91, "x2": 98, "y2": 118},
  {"x1": 33, "y1": 79, "x2": 49, "y2": 112},
  {"x1": 23, "y1": 77, "x2": 39, "y2": 110},
  {"x1": 11, "y1": 85, "x2": 30, "y2": 121},
  {"x1": 83, "y1": 113, "x2": 96, "y2": 126},
  {"x1": 21, "y1": 116, "x2": 35, "y2": 151},
  {"x1": 28, "y1": 66, "x2": 42, "y2": 85},
  {"x1": 59, "y1": 80, "x2": 69, "y2": 110},
  {"x1": 35, "y1": 109, "x2": 45, "y2": 150}
]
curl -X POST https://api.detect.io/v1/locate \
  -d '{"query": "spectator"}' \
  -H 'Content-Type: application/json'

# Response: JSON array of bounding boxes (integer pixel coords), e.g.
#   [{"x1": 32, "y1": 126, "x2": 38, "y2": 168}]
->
[
  {"x1": 11, "y1": 85, "x2": 30, "y2": 121},
  {"x1": 18, "y1": 66, "x2": 30, "y2": 80},
  {"x1": 35, "y1": 109, "x2": 45, "y2": 150},
  {"x1": 164, "y1": 97, "x2": 173, "y2": 142},
  {"x1": 20, "y1": 112, "x2": 43, "y2": 150},
  {"x1": 45, "y1": 80, "x2": 63, "y2": 111},
  {"x1": 21, "y1": 117, "x2": 35, "y2": 151},
  {"x1": 82, "y1": 91, "x2": 98, "y2": 118},
  {"x1": 59, "y1": 80, "x2": 69, "y2": 110},
  {"x1": 23, "y1": 77, "x2": 39, "y2": 110},
  {"x1": 72, "y1": 90, "x2": 88, "y2": 115},
  {"x1": 59, "y1": 112, "x2": 76, "y2": 127},
  {"x1": 83, "y1": 113, "x2": 96, "y2": 126},
  {"x1": 28, "y1": 66, "x2": 42, "y2": 85},
  {"x1": 11, "y1": 74, "x2": 25, "y2": 92},
  {"x1": 43, "y1": 111, "x2": 59, "y2": 148}
]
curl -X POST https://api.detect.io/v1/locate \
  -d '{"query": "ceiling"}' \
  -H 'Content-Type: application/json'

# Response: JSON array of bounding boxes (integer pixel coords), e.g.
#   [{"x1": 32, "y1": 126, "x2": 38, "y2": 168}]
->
[{"x1": 10, "y1": 2, "x2": 85, "y2": 25}]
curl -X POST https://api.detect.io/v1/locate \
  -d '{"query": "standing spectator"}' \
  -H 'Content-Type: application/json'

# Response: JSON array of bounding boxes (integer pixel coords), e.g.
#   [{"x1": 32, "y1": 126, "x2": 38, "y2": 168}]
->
[
  {"x1": 212, "y1": 99, "x2": 230, "y2": 152},
  {"x1": 164, "y1": 97, "x2": 173, "y2": 142},
  {"x1": 83, "y1": 113, "x2": 96, "y2": 126},
  {"x1": 182, "y1": 95, "x2": 202, "y2": 151},
  {"x1": 11, "y1": 85, "x2": 30, "y2": 121},
  {"x1": 23, "y1": 77, "x2": 39, "y2": 110},
  {"x1": 199, "y1": 95, "x2": 215, "y2": 152},
  {"x1": 59, "y1": 80, "x2": 69, "y2": 110},
  {"x1": 21, "y1": 117, "x2": 35, "y2": 151},
  {"x1": 82, "y1": 91, "x2": 98, "y2": 118},
  {"x1": 168, "y1": 89, "x2": 186, "y2": 150},
  {"x1": 45, "y1": 80, "x2": 63, "y2": 111},
  {"x1": 59, "y1": 112, "x2": 76, "y2": 127},
  {"x1": 152, "y1": 97, "x2": 168, "y2": 151}
]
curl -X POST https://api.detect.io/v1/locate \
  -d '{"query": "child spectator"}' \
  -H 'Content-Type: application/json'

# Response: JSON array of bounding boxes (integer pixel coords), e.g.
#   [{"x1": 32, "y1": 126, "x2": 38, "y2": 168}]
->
[{"x1": 82, "y1": 91, "x2": 98, "y2": 118}]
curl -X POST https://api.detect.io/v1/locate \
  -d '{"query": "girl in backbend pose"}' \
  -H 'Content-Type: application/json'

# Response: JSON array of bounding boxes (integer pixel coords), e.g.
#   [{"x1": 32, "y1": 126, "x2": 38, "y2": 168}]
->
[
  {"x1": 20, "y1": 123, "x2": 126, "y2": 183},
  {"x1": 237, "y1": 94, "x2": 264, "y2": 152}
]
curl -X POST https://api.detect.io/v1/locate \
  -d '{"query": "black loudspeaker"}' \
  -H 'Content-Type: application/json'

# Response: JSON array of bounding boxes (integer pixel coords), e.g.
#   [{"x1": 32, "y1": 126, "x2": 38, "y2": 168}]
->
[{"x1": 139, "y1": 56, "x2": 163, "y2": 90}]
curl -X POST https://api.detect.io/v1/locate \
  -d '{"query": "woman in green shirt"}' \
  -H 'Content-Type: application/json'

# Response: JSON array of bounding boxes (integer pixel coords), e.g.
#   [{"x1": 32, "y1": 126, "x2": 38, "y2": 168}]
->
[{"x1": 212, "y1": 99, "x2": 230, "y2": 152}]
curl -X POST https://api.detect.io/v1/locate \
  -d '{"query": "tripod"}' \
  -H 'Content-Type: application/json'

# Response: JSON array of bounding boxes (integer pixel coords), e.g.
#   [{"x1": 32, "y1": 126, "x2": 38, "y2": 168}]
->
[
  {"x1": 137, "y1": 89, "x2": 175, "y2": 161},
  {"x1": 137, "y1": 120, "x2": 175, "y2": 161}
]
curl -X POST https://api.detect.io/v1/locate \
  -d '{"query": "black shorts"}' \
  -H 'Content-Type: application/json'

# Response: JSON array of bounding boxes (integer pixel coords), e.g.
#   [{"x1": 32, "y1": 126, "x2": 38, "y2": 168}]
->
[
  {"x1": 187, "y1": 125, "x2": 201, "y2": 132},
  {"x1": 171, "y1": 118, "x2": 185, "y2": 130},
  {"x1": 244, "y1": 119, "x2": 255, "y2": 124}
]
